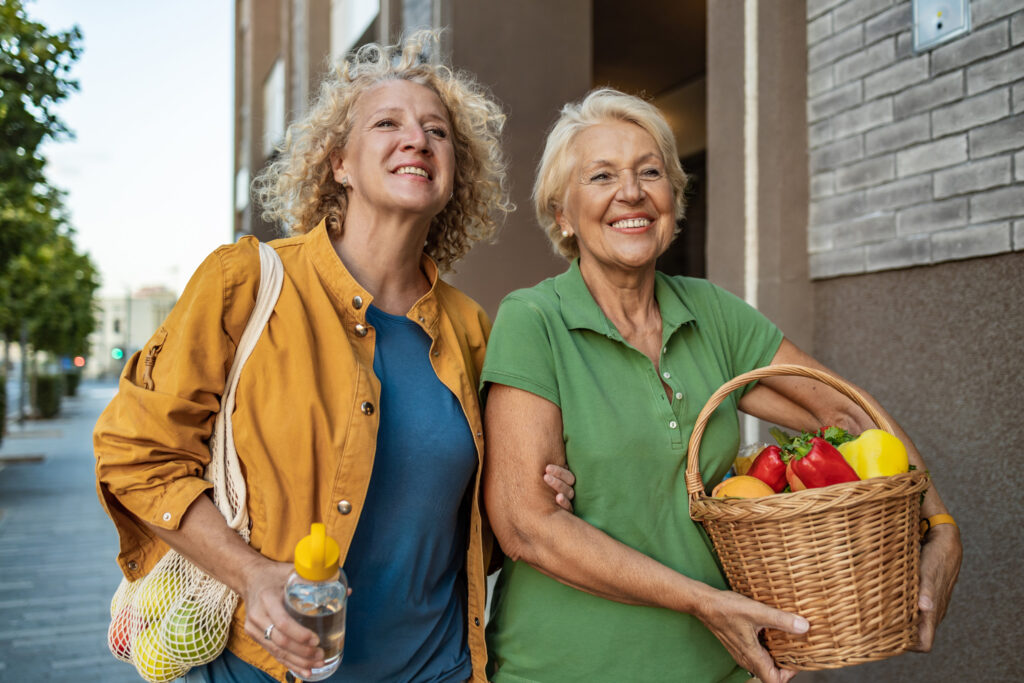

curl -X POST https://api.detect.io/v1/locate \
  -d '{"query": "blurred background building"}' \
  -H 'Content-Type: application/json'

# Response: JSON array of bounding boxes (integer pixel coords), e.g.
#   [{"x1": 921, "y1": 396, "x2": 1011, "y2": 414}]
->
[
  {"x1": 87, "y1": 287, "x2": 176, "y2": 379},
  {"x1": 232, "y1": 1, "x2": 1021, "y2": 681}
]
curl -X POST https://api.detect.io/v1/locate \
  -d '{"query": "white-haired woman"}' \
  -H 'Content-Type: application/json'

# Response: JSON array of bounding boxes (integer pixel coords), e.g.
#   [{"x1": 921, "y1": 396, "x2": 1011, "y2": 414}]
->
[
  {"x1": 95, "y1": 32, "x2": 573, "y2": 683},
  {"x1": 481, "y1": 88, "x2": 961, "y2": 683}
]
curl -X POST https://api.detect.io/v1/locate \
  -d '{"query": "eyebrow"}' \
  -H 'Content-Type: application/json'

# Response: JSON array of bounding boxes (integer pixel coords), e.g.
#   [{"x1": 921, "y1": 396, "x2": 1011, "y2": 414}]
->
[
  {"x1": 582, "y1": 153, "x2": 663, "y2": 168},
  {"x1": 366, "y1": 107, "x2": 450, "y2": 125}
]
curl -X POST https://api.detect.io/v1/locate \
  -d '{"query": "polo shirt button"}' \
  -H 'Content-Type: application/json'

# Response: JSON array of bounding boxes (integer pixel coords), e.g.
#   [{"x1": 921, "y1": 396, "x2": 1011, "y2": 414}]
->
[
  {"x1": 662, "y1": 371, "x2": 671, "y2": 379},
  {"x1": 337, "y1": 500, "x2": 353, "y2": 515},
  {"x1": 669, "y1": 421, "x2": 678, "y2": 429},
  {"x1": 355, "y1": 323, "x2": 368, "y2": 337},
  {"x1": 361, "y1": 401, "x2": 374, "y2": 415},
  {"x1": 675, "y1": 392, "x2": 683, "y2": 400},
  {"x1": 352, "y1": 295, "x2": 364, "y2": 309}
]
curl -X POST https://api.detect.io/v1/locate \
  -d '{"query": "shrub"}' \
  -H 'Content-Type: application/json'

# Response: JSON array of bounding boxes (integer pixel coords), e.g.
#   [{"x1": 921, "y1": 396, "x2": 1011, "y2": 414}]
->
[
  {"x1": 64, "y1": 370, "x2": 81, "y2": 397},
  {"x1": 32, "y1": 374, "x2": 61, "y2": 419}
]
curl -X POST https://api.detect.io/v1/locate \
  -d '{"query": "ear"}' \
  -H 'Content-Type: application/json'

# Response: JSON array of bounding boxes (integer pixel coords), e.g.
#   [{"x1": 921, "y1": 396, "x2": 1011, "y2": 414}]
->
[
  {"x1": 554, "y1": 206, "x2": 572, "y2": 237},
  {"x1": 329, "y1": 149, "x2": 347, "y2": 184}
]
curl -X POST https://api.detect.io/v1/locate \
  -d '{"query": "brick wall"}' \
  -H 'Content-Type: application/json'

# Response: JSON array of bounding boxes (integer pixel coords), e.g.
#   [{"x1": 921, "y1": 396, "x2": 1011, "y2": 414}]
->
[{"x1": 806, "y1": 0, "x2": 1024, "y2": 278}]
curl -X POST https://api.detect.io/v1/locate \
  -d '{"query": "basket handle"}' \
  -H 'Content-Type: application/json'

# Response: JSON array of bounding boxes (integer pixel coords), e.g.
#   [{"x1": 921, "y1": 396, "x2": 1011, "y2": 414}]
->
[{"x1": 684, "y1": 364, "x2": 894, "y2": 500}]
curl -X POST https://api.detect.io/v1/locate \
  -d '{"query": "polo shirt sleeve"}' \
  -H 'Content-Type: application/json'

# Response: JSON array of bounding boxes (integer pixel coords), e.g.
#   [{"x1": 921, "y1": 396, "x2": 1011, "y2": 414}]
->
[
  {"x1": 706, "y1": 283, "x2": 784, "y2": 394},
  {"x1": 480, "y1": 294, "x2": 561, "y2": 408}
]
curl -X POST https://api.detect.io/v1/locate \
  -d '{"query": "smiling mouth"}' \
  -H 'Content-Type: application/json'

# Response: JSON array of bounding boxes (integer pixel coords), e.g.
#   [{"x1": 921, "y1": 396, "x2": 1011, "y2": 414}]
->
[
  {"x1": 609, "y1": 217, "x2": 652, "y2": 229},
  {"x1": 395, "y1": 165, "x2": 431, "y2": 180}
]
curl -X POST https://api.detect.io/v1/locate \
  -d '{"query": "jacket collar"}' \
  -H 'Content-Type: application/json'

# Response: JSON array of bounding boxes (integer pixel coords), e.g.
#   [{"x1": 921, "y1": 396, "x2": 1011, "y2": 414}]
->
[{"x1": 304, "y1": 219, "x2": 442, "y2": 332}]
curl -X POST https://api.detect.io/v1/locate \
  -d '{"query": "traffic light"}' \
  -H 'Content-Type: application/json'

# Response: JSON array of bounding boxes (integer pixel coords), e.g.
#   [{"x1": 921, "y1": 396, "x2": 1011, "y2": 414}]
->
[
  {"x1": 111, "y1": 347, "x2": 125, "y2": 360},
  {"x1": 73, "y1": 356, "x2": 86, "y2": 368}
]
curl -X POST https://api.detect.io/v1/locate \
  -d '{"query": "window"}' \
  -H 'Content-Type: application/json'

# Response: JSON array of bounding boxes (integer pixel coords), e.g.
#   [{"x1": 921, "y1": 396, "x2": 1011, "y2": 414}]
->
[{"x1": 263, "y1": 58, "x2": 286, "y2": 158}]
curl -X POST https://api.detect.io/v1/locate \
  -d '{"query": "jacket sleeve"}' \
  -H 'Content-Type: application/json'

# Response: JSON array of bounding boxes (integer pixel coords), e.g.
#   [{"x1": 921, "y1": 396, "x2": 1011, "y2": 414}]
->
[{"x1": 93, "y1": 239, "x2": 260, "y2": 576}]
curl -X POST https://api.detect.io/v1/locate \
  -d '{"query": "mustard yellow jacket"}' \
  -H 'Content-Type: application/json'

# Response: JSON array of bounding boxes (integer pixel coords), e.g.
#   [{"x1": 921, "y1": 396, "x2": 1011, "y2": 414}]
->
[{"x1": 94, "y1": 222, "x2": 494, "y2": 681}]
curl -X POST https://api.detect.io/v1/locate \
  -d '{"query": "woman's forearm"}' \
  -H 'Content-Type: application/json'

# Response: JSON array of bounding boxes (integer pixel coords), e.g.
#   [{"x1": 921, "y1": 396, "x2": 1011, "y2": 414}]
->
[{"x1": 143, "y1": 493, "x2": 270, "y2": 596}]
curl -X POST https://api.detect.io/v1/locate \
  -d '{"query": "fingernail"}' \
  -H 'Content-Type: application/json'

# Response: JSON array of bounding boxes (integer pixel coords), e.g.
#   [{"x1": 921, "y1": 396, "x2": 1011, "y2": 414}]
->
[
  {"x1": 920, "y1": 595, "x2": 934, "y2": 610},
  {"x1": 793, "y1": 616, "x2": 809, "y2": 633}
]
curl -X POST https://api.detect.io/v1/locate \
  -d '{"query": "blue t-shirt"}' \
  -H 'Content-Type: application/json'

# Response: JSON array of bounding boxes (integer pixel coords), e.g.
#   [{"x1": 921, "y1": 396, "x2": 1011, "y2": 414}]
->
[{"x1": 329, "y1": 304, "x2": 477, "y2": 682}]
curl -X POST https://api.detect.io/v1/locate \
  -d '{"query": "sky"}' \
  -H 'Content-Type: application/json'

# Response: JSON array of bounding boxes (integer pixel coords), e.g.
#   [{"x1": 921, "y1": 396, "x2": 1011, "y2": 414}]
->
[{"x1": 30, "y1": 0, "x2": 235, "y2": 297}]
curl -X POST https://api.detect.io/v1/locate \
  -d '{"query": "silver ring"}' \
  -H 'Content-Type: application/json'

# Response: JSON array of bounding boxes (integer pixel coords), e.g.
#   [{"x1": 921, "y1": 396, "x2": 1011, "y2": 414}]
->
[{"x1": 264, "y1": 623, "x2": 275, "y2": 640}]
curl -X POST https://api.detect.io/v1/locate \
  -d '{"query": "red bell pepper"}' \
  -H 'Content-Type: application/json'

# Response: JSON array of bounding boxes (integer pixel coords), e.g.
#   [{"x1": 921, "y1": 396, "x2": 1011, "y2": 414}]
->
[
  {"x1": 747, "y1": 445, "x2": 788, "y2": 493},
  {"x1": 785, "y1": 436, "x2": 860, "y2": 491}
]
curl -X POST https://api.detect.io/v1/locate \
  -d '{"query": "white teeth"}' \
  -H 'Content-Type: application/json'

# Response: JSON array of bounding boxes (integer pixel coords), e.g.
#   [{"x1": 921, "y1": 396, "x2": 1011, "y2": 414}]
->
[
  {"x1": 610, "y1": 218, "x2": 652, "y2": 229},
  {"x1": 396, "y1": 166, "x2": 429, "y2": 178}
]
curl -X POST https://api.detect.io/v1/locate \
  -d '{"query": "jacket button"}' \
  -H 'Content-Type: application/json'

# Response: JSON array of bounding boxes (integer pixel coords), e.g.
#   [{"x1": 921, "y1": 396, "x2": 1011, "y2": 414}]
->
[
  {"x1": 127, "y1": 561, "x2": 139, "y2": 571},
  {"x1": 337, "y1": 500, "x2": 353, "y2": 515},
  {"x1": 352, "y1": 295, "x2": 363, "y2": 309},
  {"x1": 361, "y1": 401, "x2": 374, "y2": 415},
  {"x1": 355, "y1": 323, "x2": 368, "y2": 337},
  {"x1": 474, "y1": 617, "x2": 480, "y2": 626}
]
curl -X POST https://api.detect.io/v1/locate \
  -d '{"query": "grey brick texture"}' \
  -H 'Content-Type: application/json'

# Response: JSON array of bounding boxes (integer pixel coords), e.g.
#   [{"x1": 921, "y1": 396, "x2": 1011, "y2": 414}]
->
[{"x1": 806, "y1": 1, "x2": 1024, "y2": 277}]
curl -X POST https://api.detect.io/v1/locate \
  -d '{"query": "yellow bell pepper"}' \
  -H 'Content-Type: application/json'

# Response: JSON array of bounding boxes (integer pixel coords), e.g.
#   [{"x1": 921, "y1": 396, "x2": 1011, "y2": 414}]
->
[{"x1": 837, "y1": 429, "x2": 909, "y2": 479}]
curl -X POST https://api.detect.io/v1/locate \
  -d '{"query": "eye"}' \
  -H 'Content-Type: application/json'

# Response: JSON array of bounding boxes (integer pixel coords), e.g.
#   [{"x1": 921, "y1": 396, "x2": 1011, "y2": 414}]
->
[
  {"x1": 640, "y1": 167, "x2": 664, "y2": 180},
  {"x1": 426, "y1": 126, "x2": 448, "y2": 139},
  {"x1": 374, "y1": 119, "x2": 396, "y2": 129},
  {"x1": 587, "y1": 171, "x2": 614, "y2": 184}
]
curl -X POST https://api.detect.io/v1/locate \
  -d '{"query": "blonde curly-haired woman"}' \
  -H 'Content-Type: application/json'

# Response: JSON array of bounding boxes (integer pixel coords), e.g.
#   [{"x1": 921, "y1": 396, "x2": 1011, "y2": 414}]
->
[{"x1": 95, "y1": 32, "x2": 573, "y2": 683}]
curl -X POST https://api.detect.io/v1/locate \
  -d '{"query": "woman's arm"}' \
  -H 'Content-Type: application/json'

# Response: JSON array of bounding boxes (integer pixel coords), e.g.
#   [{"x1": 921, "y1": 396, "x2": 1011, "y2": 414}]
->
[
  {"x1": 483, "y1": 383, "x2": 807, "y2": 683},
  {"x1": 738, "y1": 338, "x2": 962, "y2": 650},
  {"x1": 143, "y1": 495, "x2": 326, "y2": 679}
]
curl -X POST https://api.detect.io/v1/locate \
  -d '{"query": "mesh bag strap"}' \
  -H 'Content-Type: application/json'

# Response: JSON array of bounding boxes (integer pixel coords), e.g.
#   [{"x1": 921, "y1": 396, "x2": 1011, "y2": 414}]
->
[{"x1": 206, "y1": 243, "x2": 284, "y2": 534}]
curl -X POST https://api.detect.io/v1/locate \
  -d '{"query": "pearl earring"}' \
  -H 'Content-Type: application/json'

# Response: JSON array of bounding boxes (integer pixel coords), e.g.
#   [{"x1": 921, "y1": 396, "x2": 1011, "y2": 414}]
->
[
  {"x1": 340, "y1": 176, "x2": 350, "y2": 188},
  {"x1": 561, "y1": 229, "x2": 570, "y2": 237}
]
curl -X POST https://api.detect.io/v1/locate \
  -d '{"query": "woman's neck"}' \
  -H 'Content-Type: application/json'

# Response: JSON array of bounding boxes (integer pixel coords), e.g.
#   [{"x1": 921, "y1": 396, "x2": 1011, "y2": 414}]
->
[
  {"x1": 332, "y1": 204, "x2": 433, "y2": 315},
  {"x1": 578, "y1": 258, "x2": 661, "y2": 343}
]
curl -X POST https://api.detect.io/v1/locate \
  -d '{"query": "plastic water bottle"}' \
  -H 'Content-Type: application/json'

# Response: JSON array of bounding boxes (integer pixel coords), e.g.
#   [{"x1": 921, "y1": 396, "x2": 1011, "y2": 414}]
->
[{"x1": 285, "y1": 523, "x2": 348, "y2": 681}]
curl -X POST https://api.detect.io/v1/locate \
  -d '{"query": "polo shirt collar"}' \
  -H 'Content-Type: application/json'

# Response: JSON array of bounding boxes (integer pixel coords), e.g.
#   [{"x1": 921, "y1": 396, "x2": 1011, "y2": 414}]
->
[
  {"x1": 555, "y1": 259, "x2": 696, "y2": 341},
  {"x1": 304, "y1": 218, "x2": 442, "y2": 330}
]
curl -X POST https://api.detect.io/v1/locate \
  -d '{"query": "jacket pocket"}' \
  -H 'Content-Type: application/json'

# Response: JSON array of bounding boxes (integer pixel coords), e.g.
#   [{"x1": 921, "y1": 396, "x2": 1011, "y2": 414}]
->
[{"x1": 140, "y1": 327, "x2": 168, "y2": 390}]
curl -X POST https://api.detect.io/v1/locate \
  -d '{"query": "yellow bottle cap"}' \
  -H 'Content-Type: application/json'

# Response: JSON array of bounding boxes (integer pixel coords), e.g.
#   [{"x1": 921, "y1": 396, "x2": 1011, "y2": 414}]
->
[{"x1": 294, "y1": 523, "x2": 340, "y2": 581}]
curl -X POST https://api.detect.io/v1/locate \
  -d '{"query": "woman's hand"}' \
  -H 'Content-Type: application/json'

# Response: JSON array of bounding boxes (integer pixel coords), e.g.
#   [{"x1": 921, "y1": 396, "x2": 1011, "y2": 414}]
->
[
  {"x1": 240, "y1": 559, "x2": 324, "y2": 678},
  {"x1": 695, "y1": 589, "x2": 807, "y2": 683},
  {"x1": 912, "y1": 524, "x2": 962, "y2": 651},
  {"x1": 543, "y1": 463, "x2": 576, "y2": 511}
]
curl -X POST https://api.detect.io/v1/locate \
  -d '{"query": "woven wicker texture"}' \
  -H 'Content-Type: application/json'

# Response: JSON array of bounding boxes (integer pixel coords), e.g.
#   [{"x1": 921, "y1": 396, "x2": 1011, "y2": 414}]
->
[
  {"x1": 686, "y1": 365, "x2": 930, "y2": 670},
  {"x1": 106, "y1": 243, "x2": 283, "y2": 682}
]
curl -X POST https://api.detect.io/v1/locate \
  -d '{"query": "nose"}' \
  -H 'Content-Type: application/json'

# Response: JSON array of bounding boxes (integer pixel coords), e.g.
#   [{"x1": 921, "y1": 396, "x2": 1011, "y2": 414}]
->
[
  {"x1": 616, "y1": 169, "x2": 644, "y2": 203},
  {"x1": 402, "y1": 125, "x2": 430, "y2": 154}
]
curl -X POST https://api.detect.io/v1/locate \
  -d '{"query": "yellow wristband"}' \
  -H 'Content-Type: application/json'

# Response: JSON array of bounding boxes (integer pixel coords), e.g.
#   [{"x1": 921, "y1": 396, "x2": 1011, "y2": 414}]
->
[{"x1": 920, "y1": 514, "x2": 957, "y2": 538}]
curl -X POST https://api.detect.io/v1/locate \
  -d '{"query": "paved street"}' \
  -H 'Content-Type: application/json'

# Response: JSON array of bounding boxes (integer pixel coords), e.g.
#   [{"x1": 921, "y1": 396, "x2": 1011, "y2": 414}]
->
[{"x1": 0, "y1": 381, "x2": 139, "y2": 681}]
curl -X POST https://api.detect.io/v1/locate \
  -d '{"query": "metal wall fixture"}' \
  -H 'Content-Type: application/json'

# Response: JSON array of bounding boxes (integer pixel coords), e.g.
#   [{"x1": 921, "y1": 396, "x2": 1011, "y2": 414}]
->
[{"x1": 913, "y1": 0, "x2": 971, "y2": 52}]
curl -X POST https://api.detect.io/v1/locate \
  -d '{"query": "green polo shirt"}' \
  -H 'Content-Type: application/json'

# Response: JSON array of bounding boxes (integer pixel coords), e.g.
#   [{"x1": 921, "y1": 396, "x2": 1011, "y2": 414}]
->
[{"x1": 481, "y1": 260, "x2": 783, "y2": 683}]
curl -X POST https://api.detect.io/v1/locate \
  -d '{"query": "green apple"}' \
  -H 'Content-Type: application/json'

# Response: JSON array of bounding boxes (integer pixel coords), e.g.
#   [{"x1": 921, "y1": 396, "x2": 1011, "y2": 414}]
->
[
  {"x1": 159, "y1": 600, "x2": 225, "y2": 664},
  {"x1": 133, "y1": 625, "x2": 188, "y2": 682}
]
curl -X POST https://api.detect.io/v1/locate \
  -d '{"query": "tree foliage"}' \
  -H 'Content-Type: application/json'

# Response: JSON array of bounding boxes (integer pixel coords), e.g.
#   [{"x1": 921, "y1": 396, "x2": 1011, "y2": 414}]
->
[
  {"x1": 0, "y1": 0, "x2": 82, "y2": 272},
  {"x1": 0, "y1": 1, "x2": 97, "y2": 366}
]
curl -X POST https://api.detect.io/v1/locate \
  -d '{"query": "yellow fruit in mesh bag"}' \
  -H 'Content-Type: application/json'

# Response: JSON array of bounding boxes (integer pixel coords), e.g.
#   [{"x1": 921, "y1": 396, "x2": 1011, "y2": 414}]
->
[
  {"x1": 135, "y1": 571, "x2": 180, "y2": 621},
  {"x1": 159, "y1": 600, "x2": 224, "y2": 664},
  {"x1": 133, "y1": 625, "x2": 188, "y2": 682}
]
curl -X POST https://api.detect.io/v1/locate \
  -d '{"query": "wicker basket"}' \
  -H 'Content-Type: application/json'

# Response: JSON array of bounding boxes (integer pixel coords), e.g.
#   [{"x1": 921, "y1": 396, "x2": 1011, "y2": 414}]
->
[{"x1": 685, "y1": 364, "x2": 930, "y2": 670}]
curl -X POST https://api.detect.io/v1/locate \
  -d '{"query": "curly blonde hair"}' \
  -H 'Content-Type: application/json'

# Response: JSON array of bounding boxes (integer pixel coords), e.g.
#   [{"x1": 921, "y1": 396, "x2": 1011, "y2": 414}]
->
[
  {"x1": 254, "y1": 30, "x2": 510, "y2": 272},
  {"x1": 534, "y1": 88, "x2": 688, "y2": 260}
]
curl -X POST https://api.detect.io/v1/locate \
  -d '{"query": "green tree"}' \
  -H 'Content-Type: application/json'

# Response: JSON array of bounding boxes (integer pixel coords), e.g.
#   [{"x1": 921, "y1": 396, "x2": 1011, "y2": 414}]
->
[{"x1": 0, "y1": 0, "x2": 82, "y2": 273}]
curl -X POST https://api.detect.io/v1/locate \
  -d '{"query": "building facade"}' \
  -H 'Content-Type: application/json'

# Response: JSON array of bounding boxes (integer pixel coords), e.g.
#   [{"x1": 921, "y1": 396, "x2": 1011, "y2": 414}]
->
[
  {"x1": 233, "y1": 1, "x2": 1020, "y2": 679},
  {"x1": 87, "y1": 287, "x2": 177, "y2": 379}
]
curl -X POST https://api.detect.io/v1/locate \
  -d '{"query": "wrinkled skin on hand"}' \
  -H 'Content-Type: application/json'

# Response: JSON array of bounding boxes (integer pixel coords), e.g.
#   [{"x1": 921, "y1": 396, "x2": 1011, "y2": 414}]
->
[
  {"x1": 696, "y1": 590, "x2": 807, "y2": 683},
  {"x1": 911, "y1": 525, "x2": 962, "y2": 652}
]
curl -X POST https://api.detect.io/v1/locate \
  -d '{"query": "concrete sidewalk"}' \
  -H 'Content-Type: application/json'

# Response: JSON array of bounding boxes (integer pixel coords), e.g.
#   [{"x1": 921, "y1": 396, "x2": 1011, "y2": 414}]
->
[{"x1": 0, "y1": 381, "x2": 139, "y2": 681}]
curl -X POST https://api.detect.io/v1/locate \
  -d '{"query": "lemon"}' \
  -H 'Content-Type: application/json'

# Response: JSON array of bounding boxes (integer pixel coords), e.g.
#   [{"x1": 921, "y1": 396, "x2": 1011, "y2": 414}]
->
[{"x1": 133, "y1": 625, "x2": 188, "y2": 682}]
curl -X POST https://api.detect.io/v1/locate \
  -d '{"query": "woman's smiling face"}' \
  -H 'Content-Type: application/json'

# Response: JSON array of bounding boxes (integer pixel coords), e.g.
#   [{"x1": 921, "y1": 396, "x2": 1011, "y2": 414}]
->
[
  {"x1": 556, "y1": 120, "x2": 676, "y2": 274},
  {"x1": 332, "y1": 78, "x2": 456, "y2": 222}
]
